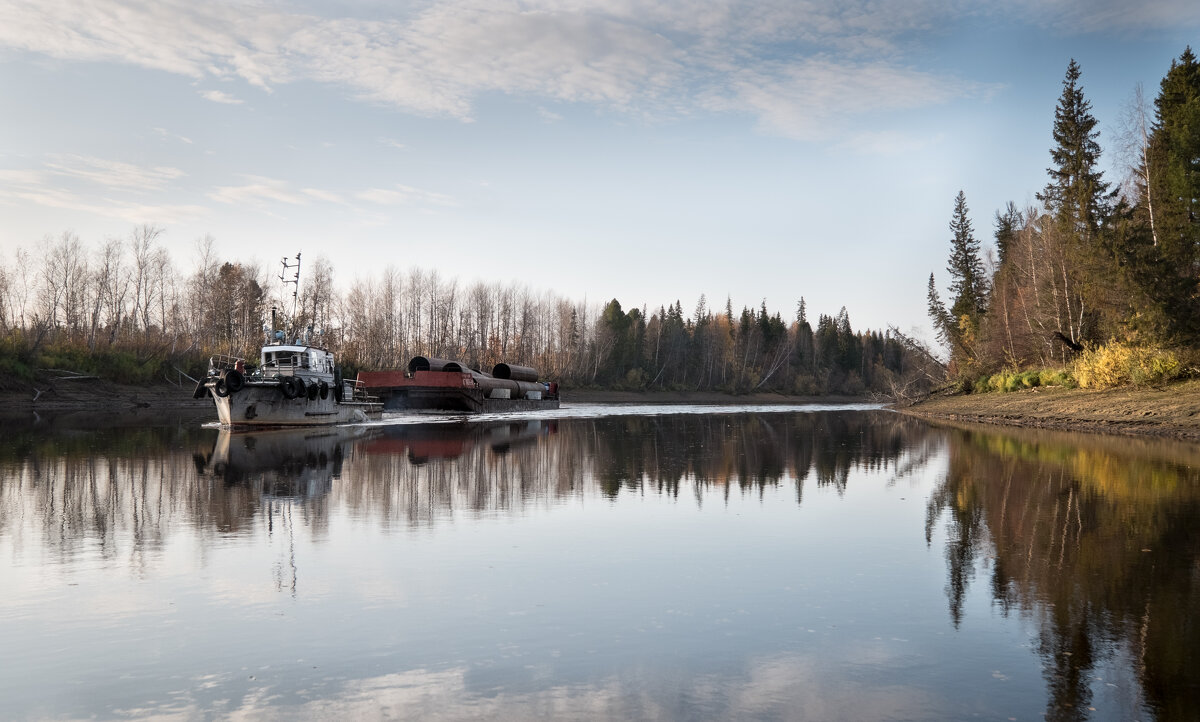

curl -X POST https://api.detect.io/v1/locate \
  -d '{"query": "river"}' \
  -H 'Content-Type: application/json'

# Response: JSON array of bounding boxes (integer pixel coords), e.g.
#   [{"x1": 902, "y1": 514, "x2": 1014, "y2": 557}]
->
[{"x1": 0, "y1": 405, "x2": 1196, "y2": 720}]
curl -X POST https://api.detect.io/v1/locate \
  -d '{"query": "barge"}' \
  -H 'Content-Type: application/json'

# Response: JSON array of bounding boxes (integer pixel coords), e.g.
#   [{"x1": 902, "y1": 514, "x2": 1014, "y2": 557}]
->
[{"x1": 358, "y1": 356, "x2": 560, "y2": 413}]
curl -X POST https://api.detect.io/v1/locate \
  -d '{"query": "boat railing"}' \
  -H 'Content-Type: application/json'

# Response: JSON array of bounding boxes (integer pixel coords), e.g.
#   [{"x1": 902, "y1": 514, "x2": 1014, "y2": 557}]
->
[
  {"x1": 346, "y1": 379, "x2": 377, "y2": 402},
  {"x1": 209, "y1": 355, "x2": 245, "y2": 373}
]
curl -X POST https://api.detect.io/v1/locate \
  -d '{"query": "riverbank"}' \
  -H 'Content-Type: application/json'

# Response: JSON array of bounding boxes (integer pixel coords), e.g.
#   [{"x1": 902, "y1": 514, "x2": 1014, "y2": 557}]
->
[
  {"x1": 900, "y1": 378, "x2": 1200, "y2": 441},
  {"x1": 1, "y1": 376, "x2": 211, "y2": 412}
]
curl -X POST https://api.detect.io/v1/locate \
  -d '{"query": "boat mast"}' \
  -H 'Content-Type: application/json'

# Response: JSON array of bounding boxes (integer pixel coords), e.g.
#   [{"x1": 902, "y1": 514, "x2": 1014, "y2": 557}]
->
[{"x1": 279, "y1": 252, "x2": 302, "y2": 340}]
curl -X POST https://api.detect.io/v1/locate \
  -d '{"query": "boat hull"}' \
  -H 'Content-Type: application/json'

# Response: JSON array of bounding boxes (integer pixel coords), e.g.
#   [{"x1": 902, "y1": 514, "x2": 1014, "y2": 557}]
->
[{"x1": 211, "y1": 382, "x2": 383, "y2": 427}]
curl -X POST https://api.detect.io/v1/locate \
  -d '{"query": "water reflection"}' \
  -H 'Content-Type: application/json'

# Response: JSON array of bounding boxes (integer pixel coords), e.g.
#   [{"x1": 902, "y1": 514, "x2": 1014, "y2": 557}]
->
[
  {"x1": 927, "y1": 423, "x2": 1200, "y2": 721},
  {"x1": 1, "y1": 409, "x2": 1198, "y2": 719}
]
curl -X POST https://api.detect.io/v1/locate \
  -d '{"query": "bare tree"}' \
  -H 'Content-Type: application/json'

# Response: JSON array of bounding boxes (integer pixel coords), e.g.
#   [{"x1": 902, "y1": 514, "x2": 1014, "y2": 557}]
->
[{"x1": 129, "y1": 224, "x2": 165, "y2": 337}]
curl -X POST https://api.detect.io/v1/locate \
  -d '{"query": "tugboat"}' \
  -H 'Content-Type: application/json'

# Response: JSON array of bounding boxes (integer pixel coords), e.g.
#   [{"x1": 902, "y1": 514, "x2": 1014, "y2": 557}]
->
[{"x1": 195, "y1": 254, "x2": 383, "y2": 427}]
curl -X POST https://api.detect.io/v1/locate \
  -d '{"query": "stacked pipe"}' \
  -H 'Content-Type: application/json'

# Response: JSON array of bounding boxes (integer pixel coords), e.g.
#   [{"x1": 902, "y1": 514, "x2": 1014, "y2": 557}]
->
[{"x1": 406, "y1": 356, "x2": 546, "y2": 398}]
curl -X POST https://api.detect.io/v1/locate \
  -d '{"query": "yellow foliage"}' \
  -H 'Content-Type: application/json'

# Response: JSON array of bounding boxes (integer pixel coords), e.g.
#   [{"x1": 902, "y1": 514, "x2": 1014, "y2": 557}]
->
[{"x1": 1073, "y1": 341, "x2": 1182, "y2": 389}]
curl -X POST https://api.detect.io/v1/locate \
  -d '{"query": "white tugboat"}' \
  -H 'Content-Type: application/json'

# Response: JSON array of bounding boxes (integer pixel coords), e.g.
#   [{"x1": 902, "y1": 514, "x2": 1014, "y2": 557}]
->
[{"x1": 195, "y1": 253, "x2": 383, "y2": 427}]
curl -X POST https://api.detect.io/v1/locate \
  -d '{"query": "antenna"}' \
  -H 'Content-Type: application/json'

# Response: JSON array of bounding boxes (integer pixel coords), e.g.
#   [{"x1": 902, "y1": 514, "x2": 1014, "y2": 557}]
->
[{"x1": 279, "y1": 252, "x2": 302, "y2": 336}]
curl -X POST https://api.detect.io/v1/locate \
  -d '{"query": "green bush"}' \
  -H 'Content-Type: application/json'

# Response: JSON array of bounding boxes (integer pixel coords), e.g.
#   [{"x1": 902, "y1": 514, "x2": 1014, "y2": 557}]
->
[{"x1": 968, "y1": 367, "x2": 1075, "y2": 393}]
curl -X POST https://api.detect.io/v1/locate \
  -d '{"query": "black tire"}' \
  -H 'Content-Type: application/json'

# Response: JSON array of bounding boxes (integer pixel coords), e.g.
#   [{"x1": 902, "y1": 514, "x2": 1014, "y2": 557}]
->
[
  {"x1": 307, "y1": 382, "x2": 319, "y2": 401},
  {"x1": 280, "y1": 377, "x2": 299, "y2": 399},
  {"x1": 319, "y1": 381, "x2": 329, "y2": 400},
  {"x1": 223, "y1": 369, "x2": 245, "y2": 393},
  {"x1": 333, "y1": 383, "x2": 343, "y2": 402},
  {"x1": 294, "y1": 378, "x2": 307, "y2": 399},
  {"x1": 214, "y1": 380, "x2": 230, "y2": 397}
]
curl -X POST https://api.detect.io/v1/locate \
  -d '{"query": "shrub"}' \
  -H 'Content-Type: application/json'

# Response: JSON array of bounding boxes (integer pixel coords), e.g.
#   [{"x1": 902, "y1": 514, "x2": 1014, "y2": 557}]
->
[
  {"x1": 1073, "y1": 341, "x2": 1183, "y2": 389},
  {"x1": 968, "y1": 368, "x2": 1075, "y2": 393},
  {"x1": 1038, "y1": 369, "x2": 1072, "y2": 387}
]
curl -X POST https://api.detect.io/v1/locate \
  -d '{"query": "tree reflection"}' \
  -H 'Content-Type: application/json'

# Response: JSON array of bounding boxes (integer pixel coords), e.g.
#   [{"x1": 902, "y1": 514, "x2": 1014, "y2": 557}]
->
[
  {"x1": 0, "y1": 411, "x2": 927, "y2": 557},
  {"x1": 581, "y1": 410, "x2": 922, "y2": 501},
  {"x1": 927, "y1": 425, "x2": 1200, "y2": 720}
]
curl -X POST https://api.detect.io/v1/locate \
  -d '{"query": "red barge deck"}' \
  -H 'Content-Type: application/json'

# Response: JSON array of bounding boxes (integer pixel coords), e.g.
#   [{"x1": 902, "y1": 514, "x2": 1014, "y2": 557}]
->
[{"x1": 358, "y1": 357, "x2": 560, "y2": 413}]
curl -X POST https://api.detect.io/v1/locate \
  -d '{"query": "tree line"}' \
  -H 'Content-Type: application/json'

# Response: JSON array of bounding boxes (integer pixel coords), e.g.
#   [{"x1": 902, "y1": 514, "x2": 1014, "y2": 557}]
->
[
  {"x1": 0, "y1": 228, "x2": 939, "y2": 396},
  {"x1": 928, "y1": 49, "x2": 1200, "y2": 386}
]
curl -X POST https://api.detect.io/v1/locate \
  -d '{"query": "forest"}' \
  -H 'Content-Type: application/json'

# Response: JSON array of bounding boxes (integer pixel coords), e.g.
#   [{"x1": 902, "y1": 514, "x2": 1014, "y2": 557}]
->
[
  {"x1": 927, "y1": 48, "x2": 1200, "y2": 391},
  {"x1": 0, "y1": 225, "x2": 938, "y2": 398}
]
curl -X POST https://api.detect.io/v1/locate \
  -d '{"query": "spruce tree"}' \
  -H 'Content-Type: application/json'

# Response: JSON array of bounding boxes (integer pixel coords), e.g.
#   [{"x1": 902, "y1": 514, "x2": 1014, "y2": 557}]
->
[
  {"x1": 993, "y1": 201, "x2": 1021, "y2": 266},
  {"x1": 1145, "y1": 47, "x2": 1200, "y2": 339},
  {"x1": 1037, "y1": 59, "x2": 1111, "y2": 239},
  {"x1": 946, "y1": 190, "x2": 987, "y2": 319},
  {"x1": 926, "y1": 273, "x2": 954, "y2": 349}
]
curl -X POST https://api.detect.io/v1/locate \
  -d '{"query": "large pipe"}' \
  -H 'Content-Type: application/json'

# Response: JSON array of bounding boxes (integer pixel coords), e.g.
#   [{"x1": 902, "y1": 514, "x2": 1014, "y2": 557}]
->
[
  {"x1": 491, "y1": 363, "x2": 539, "y2": 382},
  {"x1": 408, "y1": 356, "x2": 468, "y2": 373},
  {"x1": 471, "y1": 376, "x2": 546, "y2": 397}
]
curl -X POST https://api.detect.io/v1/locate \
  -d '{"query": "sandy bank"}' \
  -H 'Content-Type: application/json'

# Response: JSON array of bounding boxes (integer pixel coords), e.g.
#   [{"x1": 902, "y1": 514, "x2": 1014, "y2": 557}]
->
[{"x1": 899, "y1": 379, "x2": 1200, "y2": 441}]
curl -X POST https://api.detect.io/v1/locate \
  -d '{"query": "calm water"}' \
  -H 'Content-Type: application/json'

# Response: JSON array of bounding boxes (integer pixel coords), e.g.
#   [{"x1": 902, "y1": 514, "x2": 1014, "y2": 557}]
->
[{"x1": 0, "y1": 405, "x2": 1197, "y2": 721}]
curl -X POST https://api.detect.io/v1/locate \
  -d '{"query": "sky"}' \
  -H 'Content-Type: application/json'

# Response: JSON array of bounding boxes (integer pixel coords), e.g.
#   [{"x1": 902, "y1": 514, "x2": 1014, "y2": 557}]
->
[{"x1": 1, "y1": 1, "x2": 1198, "y2": 341}]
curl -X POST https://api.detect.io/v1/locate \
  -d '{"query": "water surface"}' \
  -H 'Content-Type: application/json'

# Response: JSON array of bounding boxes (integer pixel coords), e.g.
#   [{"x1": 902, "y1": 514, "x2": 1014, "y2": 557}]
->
[{"x1": 0, "y1": 406, "x2": 1196, "y2": 720}]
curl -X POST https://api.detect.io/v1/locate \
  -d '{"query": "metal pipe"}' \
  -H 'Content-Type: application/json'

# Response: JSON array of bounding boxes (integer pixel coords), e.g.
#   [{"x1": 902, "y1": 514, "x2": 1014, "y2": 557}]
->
[
  {"x1": 491, "y1": 363, "x2": 539, "y2": 382},
  {"x1": 407, "y1": 356, "x2": 467, "y2": 373}
]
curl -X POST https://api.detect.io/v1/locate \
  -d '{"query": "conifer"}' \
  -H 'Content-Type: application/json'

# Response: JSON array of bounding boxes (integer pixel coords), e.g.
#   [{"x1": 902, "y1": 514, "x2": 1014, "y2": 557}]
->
[
  {"x1": 1037, "y1": 59, "x2": 1111, "y2": 239},
  {"x1": 946, "y1": 191, "x2": 988, "y2": 319}
]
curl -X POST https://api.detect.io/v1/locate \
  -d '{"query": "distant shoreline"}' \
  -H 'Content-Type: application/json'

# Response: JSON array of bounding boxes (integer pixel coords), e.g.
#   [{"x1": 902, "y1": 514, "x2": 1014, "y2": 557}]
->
[{"x1": 898, "y1": 379, "x2": 1200, "y2": 442}]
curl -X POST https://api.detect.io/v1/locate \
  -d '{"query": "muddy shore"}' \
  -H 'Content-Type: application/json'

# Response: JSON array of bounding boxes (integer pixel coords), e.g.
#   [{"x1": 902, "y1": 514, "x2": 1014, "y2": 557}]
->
[{"x1": 898, "y1": 378, "x2": 1200, "y2": 442}]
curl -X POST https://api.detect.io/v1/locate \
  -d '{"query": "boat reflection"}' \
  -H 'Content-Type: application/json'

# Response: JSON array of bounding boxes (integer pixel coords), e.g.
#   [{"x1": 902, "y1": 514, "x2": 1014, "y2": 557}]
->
[
  {"x1": 361, "y1": 420, "x2": 556, "y2": 464},
  {"x1": 196, "y1": 425, "x2": 378, "y2": 499}
]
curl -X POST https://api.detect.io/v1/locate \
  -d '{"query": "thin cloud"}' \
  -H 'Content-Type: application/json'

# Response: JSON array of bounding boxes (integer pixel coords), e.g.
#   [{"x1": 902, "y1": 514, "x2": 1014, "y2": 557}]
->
[
  {"x1": 703, "y1": 59, "x2": 982, "y2": 141},
  {"x1": 152, "y1": 127, "x2": 194, "y2": 144},
  {"x1": 357, "y1": 184, "x2": 456, "y2": 207},
  {"x1": 200, "y1": 89, "x2": 243, "y2": 105},
  {"x1": 301, "y1": 188, "x2": 346, "y2": 204},
  {"x1": 4, "y1": 0, "x2": 1171, "y2": 141},
  {"x1": 1009, "y1": 0, "x2": 1200, "y2": 33},
  {"x1": 209, "y1": 176, "x2": 307, "y2": 206},
  {"x1": 0, "y1": 170, "x2": 205, "y2": 223},
  {"x1": 43, "y1": 154, "x2": 185, "y2": 192}
]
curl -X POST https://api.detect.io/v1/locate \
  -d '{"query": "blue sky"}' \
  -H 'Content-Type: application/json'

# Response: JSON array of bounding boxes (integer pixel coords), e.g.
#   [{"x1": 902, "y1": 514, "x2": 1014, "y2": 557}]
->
[{"x1": 1, "y1": 1, "x2": 1197, "y2": 340}]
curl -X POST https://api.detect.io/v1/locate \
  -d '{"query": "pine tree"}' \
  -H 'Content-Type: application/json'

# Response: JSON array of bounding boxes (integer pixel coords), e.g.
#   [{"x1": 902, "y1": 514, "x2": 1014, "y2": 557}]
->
[
  {"x1": 946, "y1": 190, "x2": 988, "y2": 319},
  {"x1": 1036, "y1": 59, "x2": 1112, "y2": 239}
]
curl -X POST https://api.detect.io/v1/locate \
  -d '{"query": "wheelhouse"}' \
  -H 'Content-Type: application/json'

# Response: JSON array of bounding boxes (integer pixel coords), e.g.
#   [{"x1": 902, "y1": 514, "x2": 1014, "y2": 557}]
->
[{"x1": 260, "y1": 345, "x2": 335, "y2": 378}]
